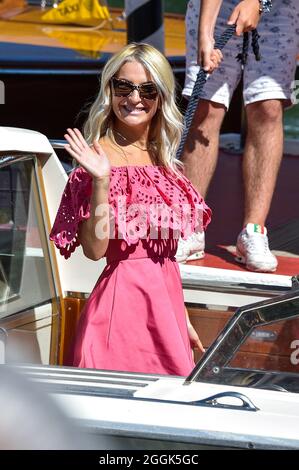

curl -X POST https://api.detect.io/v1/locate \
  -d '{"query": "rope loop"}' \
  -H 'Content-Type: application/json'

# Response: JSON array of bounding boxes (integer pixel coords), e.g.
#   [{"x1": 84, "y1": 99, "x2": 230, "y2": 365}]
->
[{"x1": 236, "y1": 29, "x2": 261, "y2": 67}]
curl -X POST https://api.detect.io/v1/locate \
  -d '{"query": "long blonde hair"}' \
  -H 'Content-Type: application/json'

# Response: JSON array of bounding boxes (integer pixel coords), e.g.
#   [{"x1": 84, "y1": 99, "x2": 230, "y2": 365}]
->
[{"x1": 83, "y1": 43, "x2": 183, "y2": 172}]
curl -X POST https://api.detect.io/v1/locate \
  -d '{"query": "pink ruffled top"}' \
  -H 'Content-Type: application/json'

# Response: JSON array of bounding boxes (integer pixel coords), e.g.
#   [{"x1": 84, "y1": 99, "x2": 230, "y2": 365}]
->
[{"x1": 49, "y1": 165, "x2": 211, "y2": 259}]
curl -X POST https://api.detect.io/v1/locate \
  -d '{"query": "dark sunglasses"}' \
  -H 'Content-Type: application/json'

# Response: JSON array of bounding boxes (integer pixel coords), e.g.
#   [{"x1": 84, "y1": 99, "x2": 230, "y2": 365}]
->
[{"x1": 111, "y1": 77, "x2": 158, "y2": 100}]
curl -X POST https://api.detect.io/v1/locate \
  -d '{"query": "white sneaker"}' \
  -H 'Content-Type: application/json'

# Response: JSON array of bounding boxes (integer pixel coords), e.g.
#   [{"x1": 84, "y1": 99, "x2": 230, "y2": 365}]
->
[
  {"x1": 236, "y1": 223, "x2": 278, "y2": 272},
  {"x1": 175, "y1": 232, "x2": 205, "y2": 263}
]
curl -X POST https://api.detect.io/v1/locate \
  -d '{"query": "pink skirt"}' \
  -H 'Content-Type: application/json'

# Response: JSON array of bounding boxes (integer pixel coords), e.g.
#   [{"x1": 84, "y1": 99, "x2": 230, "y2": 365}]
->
[{"x1": 69, "y1": 239, "x2": 195, "y2": 376}]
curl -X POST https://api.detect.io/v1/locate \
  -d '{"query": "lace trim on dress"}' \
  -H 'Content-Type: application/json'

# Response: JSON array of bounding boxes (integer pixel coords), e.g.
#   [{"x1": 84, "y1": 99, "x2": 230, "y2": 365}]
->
[
  {"x1": 49, "y1": 168, "x2": 92, "y2": 259},
  {"x1": 49, "y1": 166, "x2": 211, "y2": 259}
]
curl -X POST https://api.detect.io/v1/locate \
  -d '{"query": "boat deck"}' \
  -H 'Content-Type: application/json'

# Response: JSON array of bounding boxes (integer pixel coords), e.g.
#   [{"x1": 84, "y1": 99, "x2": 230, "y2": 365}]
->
[{"x1": 188, "y1": 246, "x2": 299, "y2": 277}]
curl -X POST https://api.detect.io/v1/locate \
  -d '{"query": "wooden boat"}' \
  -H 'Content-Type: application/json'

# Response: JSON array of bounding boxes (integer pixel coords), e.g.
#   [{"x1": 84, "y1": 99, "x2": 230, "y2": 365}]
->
[
  {"x1": 1, "y1": 126, "x2": 299, "y2": 450},
  {"x1": 1, "y1": 2, "x2": 299, "y2": 450}
]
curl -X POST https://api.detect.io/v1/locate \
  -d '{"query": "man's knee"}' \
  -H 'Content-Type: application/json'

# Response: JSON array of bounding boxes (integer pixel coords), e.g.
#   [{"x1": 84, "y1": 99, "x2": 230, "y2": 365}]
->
[
  {"x1": 191, "y1": 99, "x2": 226, "y2": 130},
  {"x1": 184, "y1": 100, "x2": 226, "y2": 154},
  {"x1": 246, "y1": 100, "x2": 283, "y2": 126}
]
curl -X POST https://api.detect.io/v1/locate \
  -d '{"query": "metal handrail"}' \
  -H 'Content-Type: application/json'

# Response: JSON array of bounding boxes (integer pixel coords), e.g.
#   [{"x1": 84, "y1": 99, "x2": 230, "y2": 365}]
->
[{"x1": 49, "y1": 139, "x2": 67, "y2": 149}]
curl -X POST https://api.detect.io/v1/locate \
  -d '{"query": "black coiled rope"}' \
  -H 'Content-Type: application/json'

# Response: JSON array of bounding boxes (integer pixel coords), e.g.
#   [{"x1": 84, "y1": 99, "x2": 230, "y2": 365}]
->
[
  {"x1": 236, "y1": 29, "x2": 261, "y2": 66},
  {"x1": 176, "y1": 25, "x2": 261, "y2": 160}
]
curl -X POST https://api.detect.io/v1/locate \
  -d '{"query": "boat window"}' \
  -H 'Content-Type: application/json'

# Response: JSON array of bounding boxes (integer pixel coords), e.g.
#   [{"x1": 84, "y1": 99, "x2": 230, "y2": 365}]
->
[
  {"x1": 228, "y1": 315, "x2": 299, "y2": 374},
  {"x1": 0, "y1": 157, "x2": 57, "y2": 319}
]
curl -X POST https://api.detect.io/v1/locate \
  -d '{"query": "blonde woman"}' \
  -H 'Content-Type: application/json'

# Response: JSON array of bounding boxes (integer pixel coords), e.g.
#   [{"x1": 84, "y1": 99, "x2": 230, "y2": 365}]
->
[{"x1": 50, "y1": 43, "x2": 211, "y2": 375}]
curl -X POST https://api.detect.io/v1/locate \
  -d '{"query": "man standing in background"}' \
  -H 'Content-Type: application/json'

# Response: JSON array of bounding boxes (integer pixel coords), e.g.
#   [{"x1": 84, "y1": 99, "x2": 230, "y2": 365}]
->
[{"x1": 177, "y1": 0, "x2": 299, "y2": 273}]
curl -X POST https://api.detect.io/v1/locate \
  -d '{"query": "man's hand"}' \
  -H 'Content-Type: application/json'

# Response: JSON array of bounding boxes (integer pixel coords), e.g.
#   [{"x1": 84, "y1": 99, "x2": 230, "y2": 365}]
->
[
  {"x1": 198, "y1": 35, "x2": 223, "y2": 73},
  {"x1": 227, "y1": 0, "x2": 261, "y2": 36}
]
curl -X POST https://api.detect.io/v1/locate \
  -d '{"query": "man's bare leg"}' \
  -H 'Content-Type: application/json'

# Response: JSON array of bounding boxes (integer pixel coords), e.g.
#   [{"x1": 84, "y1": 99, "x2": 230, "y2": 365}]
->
[
  {"x1": 182, "y1": 99, "x2": 226, "y2": 198},
  {"x1": 236, "y1": 99, "x2": 283, "y2": 272},
  {"x1": 243, "y1": 99, "x2": 284, "y2": 226}
]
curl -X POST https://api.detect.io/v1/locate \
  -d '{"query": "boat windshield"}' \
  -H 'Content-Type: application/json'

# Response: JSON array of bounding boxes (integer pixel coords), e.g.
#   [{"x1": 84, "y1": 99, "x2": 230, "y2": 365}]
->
[{"x1": 187, "y1": 290, "x2": 299, "y2": 392}]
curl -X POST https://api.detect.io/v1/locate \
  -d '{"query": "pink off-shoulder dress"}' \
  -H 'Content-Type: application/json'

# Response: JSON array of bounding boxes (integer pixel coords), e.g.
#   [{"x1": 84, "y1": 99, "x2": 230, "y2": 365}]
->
[{"x1": 50, "y1": 165, "x2": 211, "y2": 376}]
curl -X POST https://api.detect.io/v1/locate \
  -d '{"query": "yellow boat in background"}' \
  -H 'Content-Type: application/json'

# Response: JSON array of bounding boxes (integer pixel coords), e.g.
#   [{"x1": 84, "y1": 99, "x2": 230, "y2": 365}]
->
[{"x1": 0, "y1": 0, "x2": 186, "y2": 57}]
